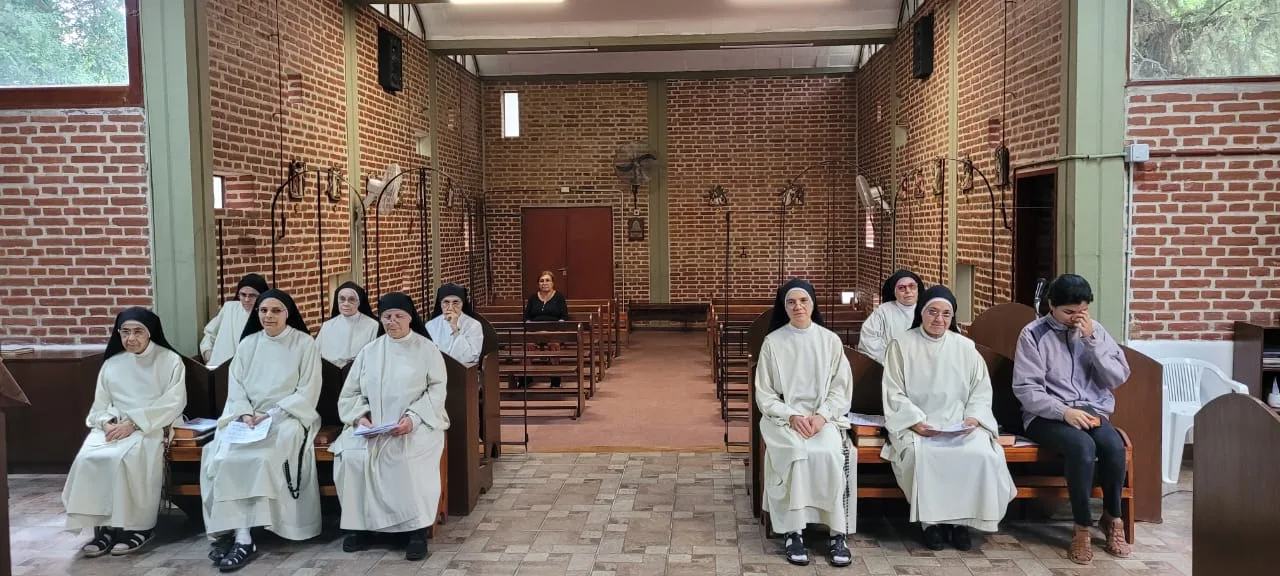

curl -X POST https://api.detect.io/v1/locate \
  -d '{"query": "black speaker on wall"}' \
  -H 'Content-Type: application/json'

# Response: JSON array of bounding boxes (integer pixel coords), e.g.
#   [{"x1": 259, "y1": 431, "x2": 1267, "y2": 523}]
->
[
  {"x1": 912, "y1": 12, "x2": 934, "y2": 80},
  {"x1": 377, "y1": 27, "x2": 403, "y2": 94}
]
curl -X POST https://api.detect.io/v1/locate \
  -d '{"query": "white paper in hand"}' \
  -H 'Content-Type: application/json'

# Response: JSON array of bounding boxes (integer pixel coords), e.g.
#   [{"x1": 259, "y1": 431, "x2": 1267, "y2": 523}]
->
[
  {"x1": 354, "y1": 422, "x2": 398, "y2": 437},
  {"x1": 221, "y1": 417, "x2": 271, "y2": 444},
  {"x1": 934, "y1": 422, "x2": 977, "y2": 435}
]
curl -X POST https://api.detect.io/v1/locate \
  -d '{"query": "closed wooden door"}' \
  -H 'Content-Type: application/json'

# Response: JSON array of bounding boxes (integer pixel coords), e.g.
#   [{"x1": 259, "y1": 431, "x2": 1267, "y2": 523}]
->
[{"x1": 521, "y1": 207, "x2": 614, "y2": 300}]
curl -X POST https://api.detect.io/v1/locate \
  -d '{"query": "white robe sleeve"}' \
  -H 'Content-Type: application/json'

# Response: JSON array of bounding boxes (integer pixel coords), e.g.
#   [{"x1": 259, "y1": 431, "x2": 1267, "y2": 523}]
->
[
  {"x1": 200, "y1": 306, "x2": 223, "y2": 356},
  {"x1": 84, "y1": 367, "x2": 119, "y2": 429},
  {"x1": 121, "y1": 355, "x2": 187, "y2": 434},
  {"x1": 857, "y1": 307, "x2": 889, "y2": 363},
  {"x1": 815, "y1": 336, "x2": 854, "y2": 423},
  {"x1": 881, "y1": 338, "x2": 928, "y2": 434},
  {"x1": 337, "y1": 349, "x2": 371, "y2": 426},
  {"x1": 447, "y1": 317, "x2": 485, "y2": 365},
  {"x1": 962, "y1": 345, "x2": 1000, "y2": 436},
  {"x1": 274, "y1": 336, "x2": 323, "y2": 424},
  {"x1": 405, "y1": 344, "x2": 450, "y2": 431},
  {"x1": 753, "y1": 339, "x2": 805, "y2": 425}
]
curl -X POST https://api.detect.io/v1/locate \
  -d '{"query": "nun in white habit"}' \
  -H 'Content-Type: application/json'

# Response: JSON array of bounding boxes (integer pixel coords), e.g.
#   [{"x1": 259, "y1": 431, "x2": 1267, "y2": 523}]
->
[
  {"x1": 881, "y1": 285, "x2": 1015, "y2": 551},
  {"x1": 62, "y1": 307, "x2": 186, "y2": 557},
  {"x1": 200, "y1": 289, "x2": 322, "y2": 572},
  {"x1": 200, "y1": 273, "x2": 269, "y2": 367},
  {"x1": 426, "y1": 283, "x2": 485, "y2": 365},
  {"x1": 755, "y1": 278, "x2": 856, "y2": 568},
  {"x1": 855, "y1": 269, "x2": 922, "y2": 364},
  {"x1": 332, "y1": 292, "x2": 448, "y2": 561},
  {"x1": 316, "y1": 281, "x2": 380, "y2": 367}
]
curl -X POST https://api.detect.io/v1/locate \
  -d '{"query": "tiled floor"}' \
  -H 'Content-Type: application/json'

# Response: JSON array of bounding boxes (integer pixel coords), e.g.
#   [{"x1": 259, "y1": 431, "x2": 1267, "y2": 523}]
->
[{"x1": 8, "y1": 452, "x2": 1193, "y2": 575}]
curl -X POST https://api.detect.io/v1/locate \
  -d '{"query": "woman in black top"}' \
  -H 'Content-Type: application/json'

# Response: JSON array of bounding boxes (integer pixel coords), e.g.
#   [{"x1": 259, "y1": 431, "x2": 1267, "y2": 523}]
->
[{"x1": 521, "y1": 271, "x2": 569, "y2": 387}]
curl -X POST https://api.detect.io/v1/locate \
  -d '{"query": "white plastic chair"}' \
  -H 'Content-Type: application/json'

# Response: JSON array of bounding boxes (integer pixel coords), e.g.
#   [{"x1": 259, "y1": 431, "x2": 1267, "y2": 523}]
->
[{"x1": 1159, "y1": 358, "x2": 1248, "y2": 488}]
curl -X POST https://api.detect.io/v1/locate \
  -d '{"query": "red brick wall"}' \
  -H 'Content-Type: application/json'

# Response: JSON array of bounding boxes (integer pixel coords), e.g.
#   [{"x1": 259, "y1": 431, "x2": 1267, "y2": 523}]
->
[
  {"x1": 481, "y1": 80, "x2": 651, "y2": 304},
  {"x1": 0, "y1": 110, "x2": 151, "y2": 345},
  {"x1": 1125, "y1": 83, "x2": 1280, "y2": 340},
  {"x1": 435, "y1": 56, "x2": 486, "y2": 303},
  {"x1": 666, "y1": 76, "x2": 858, "y2": 303}
]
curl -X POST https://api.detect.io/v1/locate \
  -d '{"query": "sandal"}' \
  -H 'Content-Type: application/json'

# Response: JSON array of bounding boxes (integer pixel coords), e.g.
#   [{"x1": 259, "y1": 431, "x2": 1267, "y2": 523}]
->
[
  {"x1": 80, "y1": 527, "x2": 116, "y2": 558},
  {"x1": 110, "y1": 530, "x2": 153, "y2": 556},
  {"x1": 208, "y1": 534, "x2": 234, "y2": 564},
  {"x1": 1101, "y1": 515, "x2": 1131, "y2": 558},
  {"x1": 1069, "y1": 524, "x2": 1093, "y2": 565},
  {"x1": 218, "y1": 541, "x2": 258, "y2": 573},
  {"x1": 783, "y1": 532, "x2": 809, "y2": 566},
  {"x1": 828, "y1": 534, "x2": 852, "y2": 567}
]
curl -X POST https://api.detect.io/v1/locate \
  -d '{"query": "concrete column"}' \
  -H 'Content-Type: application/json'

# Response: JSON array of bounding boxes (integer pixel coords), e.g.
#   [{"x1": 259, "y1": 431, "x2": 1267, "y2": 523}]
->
[{"x1": 647, "y1": 80, "x2": 670, "y2": 303}]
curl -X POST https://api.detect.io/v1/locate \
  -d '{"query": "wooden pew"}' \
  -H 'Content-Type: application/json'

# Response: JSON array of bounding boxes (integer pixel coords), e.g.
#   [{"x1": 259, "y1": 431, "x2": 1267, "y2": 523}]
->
[
  {"x1": 490, "y1": 321, "x2": 589, "y2": 419},
  {"x1": 1, "y1": 350, "x2": 103, "y2": 472},
  {"x1": 443, "y1": 313, "x2": 501, "y2": 516},
  {"x1": 710, "y1": 305, "x2": 773, "y2": 421},
  {"x1": 1192, "y1": 393, "x2": 1280, "y2": 575},
  {"x1": 483, "y1": 298, "x2": 621, "y2": 361},
  {"x1": 1, "y1": 355, "x2": 32, "y2": 570},
  {"x1": 477, "y1": 310, "x2": 604, "y2": 391},
  {"x1": 627, "y1": 302, "x2": 708, "y2": 331},
  {"x1": 182, "y1": 356, "x2": 230, "y2": 420}
]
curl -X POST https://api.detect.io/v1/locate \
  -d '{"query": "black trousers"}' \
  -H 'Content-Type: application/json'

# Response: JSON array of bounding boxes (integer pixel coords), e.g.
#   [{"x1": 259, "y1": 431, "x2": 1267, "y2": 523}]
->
[{"x1": 1024, "y1": 412, "x2": 1126, "y2": 527}]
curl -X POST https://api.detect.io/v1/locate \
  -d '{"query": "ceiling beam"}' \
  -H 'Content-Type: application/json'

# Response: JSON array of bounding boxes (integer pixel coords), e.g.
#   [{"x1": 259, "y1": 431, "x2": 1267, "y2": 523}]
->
[{"x1": 424, "y1": 29, "x2": 896, "y2": 55}]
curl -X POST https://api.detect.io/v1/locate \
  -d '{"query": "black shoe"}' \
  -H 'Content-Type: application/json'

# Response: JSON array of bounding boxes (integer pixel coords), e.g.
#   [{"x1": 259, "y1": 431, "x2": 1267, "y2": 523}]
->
[
  {"x1": 218, "y1": 542, "x2": 257, "y2": 573},
  {"x1": 81, "y1": 527, "x2": 117, "y2": 558},
  {"x1": 783, "y1": 532, "x2": 809, "y2": 566},
  {"x1": 207, "y1": 535, "x2": 233, "y2": 564},
  {"x1": 948, "y1": 525, "x2": 972, "y2": 551},
  {"x1": 343, "y1": 531, "x2": 369, "y2": 553},
  {"x1": 110, "y1": 529, "x2": 153, "y2": 556},
  {"x1": 922, "y1": 525, "x2": 947, "y2": 551},
  {"x1": 828, "y1": 534, "x2": 853, "y2": 567},
  {"x1": 405, "y1": 530, "x2": 429, "y2": 561}
]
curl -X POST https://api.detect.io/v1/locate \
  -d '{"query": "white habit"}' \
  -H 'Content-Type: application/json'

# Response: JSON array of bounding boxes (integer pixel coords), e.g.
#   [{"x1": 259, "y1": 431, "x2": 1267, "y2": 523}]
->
[
  {"x1": 426, "y1": 313, "x2": 485, "y2": 365},
  {"x1": 856, "y1": 301, "x2": 915, "y2": 364},
  {"x1": 881, "y1": 328, "x2": 1015, "y2": 531},
  {"x1": 62, "y1": 343, "x2": 187, "y2": 531},
  {"x1": 200, "y1": 301, "x2": 250, "y2": 367},
  {"x1": 316, "y1": 313, "x2": 380, "y2": 368},
  {"x1": 200, "y1": 326, "x2": 323, "y2": 541},
  {"x1": 332, "y1": 331, "x2": 449, "y2": 532},
  {"x1": 755, "y1": 323, "x2": 857, "y2": 535}
]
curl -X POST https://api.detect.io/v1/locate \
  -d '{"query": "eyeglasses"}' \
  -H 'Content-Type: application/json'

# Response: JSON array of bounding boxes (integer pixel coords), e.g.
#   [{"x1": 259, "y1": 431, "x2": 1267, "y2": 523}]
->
[
  {"x1": 117, "y1": 328, "x2": 148, "y2": 338},
  {"x1": 924, "y1": 309, "x2": 953, "y2": 320},
  {"x1": 337, "y1": 296, "x2": 360, "y2": 303},
  {"x1": 785, "y1": 300, "x2": 810, "y2": 309},
  {"x1": 441, "y1": 300, "x2": 463, "y2": 307}
]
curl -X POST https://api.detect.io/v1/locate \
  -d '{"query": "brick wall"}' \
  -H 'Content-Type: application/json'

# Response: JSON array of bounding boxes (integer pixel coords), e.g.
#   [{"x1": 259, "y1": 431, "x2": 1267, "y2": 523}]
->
[
  {"x1": 666, "y1": 76, "x2": 858, "y2": 302},
  {"x1": 1125, "y1": 83, "x2": 1280, "y2": 340},
  {"x1": 435, "y1": 56, "x2": 487, "y2": 303},
  {"x1": 481, "y1": 80, "x2": 651, "y2": 303},
  {"x1": 0, "y1": 110, "x2": 151, "y2": 345}
]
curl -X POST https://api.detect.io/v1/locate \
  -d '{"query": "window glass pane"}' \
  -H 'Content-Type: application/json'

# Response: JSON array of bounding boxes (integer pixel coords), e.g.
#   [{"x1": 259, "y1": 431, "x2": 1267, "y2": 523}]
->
[
  {"x1": 0, "y1": 0, "x2": 130, "y2": 88},
  {"x1": 213, "y1": 175, "x2": 225, "y2": 210},
  {"x1": 1131, "y1": 0, "x2": 1280, "y2": 80},
  {"x1": 502, "y1": 91, "x2": 520, "y2": 138},
  {"x1": 864, "y1": 213, "x2": 874, "y2": 248}
]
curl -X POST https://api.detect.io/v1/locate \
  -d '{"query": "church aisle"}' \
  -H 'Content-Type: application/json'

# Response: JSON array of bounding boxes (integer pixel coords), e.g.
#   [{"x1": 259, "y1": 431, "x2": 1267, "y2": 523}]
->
[{"x1": 501, "y1": 331, "x2": 727, "y2": 452}]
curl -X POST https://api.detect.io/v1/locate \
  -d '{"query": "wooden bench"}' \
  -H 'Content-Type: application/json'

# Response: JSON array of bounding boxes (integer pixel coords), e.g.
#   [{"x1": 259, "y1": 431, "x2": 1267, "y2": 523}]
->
[
  {"x1": 490, "y1": 321, "x2": 589, "y2": 419},
  {"x1": 484, "y1": 299, "x2": 621, "y2": 362},
  {"x1": 443, "y1": 313, "x2": 502, "y2": 516},
  {"x1": 478, "y1": 310, "x2": 605, "y2": 390},
  {"x1": 627, "y1": 302, "x2": 709, "y2": 331}
]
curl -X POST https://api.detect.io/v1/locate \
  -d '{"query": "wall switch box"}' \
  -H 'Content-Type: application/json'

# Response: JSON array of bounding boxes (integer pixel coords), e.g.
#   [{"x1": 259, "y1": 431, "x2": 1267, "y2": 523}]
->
[{"x1": 1125, "y1": 143, "x2": 1150, "y2": 163}]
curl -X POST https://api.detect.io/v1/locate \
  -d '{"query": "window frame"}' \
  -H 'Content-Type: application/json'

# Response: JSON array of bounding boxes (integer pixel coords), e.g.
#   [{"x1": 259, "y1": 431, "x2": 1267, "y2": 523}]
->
[
  {"x1": 501, "y1": 91, "x2": 520, "y2": 139},
  {"x1": 0, "y1": 0, "x2": 143, "y2": 110},
  {"x1": 1126, "y1": 0, "x2": 1280, "y2": 86}
]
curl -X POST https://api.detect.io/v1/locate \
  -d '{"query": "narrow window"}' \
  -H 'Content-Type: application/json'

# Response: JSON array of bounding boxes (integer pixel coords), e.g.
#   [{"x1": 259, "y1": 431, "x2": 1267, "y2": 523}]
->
[
  {"x1": 213, "y1": 175, "x2": 225, "y2": 209},
  {"x1": 501, "y1": 91, "x2": 520, "y2": 138}
]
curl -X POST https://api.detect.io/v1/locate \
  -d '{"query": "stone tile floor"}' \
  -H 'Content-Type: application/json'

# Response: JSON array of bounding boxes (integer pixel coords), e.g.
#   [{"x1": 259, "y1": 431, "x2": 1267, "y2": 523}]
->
[{"x1": 8, "y1": 452, "x2": 1193, "y2": 575}]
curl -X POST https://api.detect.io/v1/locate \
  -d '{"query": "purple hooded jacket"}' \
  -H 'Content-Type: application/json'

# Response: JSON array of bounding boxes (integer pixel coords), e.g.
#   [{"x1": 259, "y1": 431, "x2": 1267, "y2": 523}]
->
[{"x1": 1011, "y1": 315, "x2": 1131, "y2": 429}]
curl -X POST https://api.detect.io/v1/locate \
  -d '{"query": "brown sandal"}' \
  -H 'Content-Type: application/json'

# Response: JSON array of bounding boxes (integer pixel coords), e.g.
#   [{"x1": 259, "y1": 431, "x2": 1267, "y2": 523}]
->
[
  {"x1": 1101, "y1": 515, "x2": 1131, "y2": 558},
  {"x1": 1069, "y1": 524, "x2": 1093, "y2": 565}
]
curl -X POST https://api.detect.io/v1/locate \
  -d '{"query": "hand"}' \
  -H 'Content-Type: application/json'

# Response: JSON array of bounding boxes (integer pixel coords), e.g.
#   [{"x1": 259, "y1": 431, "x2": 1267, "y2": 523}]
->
[
  {"x1": 806, "y1": 414, "x2": 827, "y2": 433},
  {"x1": 1073, "y1": 311, "x2": 1094, "y2": 339},
  {"x1": 202, "y1": 350, "x2": 212, "y2": 362},
  {"x1": 105, "y1": 420, "x2": 136, "y2": 442},
  {"x1": 240, "y1": 414, "x2": 269, "y2": 428},
  {"x1": 390, "y1": 416, "x2": 414, "y2": 437},
  {"x1": 911, "y1": 422, "x2": 940, "y2": 437},
  {"x1": 961, "y1": 417, "x2": 980, "y2": 434},
  {"x1": 1064, "y1": 408, "x2": 1101, "y2": 430},
  {"x1": 789, "y1": 415, "x2": 817, "y2": 439},
  {"x1": 356, "y1": 416, "x2": 373, "y2": 430}
]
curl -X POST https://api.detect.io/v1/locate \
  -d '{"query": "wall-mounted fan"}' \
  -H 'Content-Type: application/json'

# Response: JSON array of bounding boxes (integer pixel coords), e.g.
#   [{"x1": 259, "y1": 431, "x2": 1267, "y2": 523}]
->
[
  {"x1": 363, "y1": 163, "x2": 402, "y2": 218},
  {"x1": 613, "y1": 141, "x2": 658, "y2": 215},
  {"x1": 856, "y1": 174, "x2": 892, "y2": 214}
]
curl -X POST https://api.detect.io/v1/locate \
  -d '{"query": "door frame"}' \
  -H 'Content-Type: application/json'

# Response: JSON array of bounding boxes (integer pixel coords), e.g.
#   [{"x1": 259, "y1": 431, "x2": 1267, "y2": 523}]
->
[{"x1": 1012, "y1": 166, "x2": 1058, "y2": 308}]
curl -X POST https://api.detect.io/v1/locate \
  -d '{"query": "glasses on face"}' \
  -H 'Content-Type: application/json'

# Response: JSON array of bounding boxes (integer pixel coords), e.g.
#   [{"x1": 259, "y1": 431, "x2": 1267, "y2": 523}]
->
[
  {"x1": 338, "y1": 296, "x2": 360, "y2": 304},
  {"x1": 785, "y1": 299, "x2": 810, "y2": 309},
  {"x1": 382, "y1": 313, "x2": 409, "y2": 324},
  {"x1": 897, "y1": 284, "x2": 916, "y2": 293},
  {"x1": 117, "y1": 328, "x2": 148, "y2": 338},
  {"x1": 441, "y1": 299, "x2": 463, "y2": 308},
  {"x1": 925, "y1": 309, "x2": 953, "y2": 320}
]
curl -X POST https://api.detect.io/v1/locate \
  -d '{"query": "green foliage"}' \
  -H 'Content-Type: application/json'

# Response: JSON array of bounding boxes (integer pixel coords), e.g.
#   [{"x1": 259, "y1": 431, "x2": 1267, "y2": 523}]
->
[
  {"x1": 0, "y1": 0, "x2": 128, "y2": 88},
  {"x1": 1132, "y1": 0, "x2": 1280, "y2": 80}
]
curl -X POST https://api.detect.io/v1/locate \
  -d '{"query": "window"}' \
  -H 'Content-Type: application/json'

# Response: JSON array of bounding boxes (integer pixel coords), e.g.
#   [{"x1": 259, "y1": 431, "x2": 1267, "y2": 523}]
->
[
  {"x1": 0, "y1": 0, "x2": 142, "y2": 109},
  {"x1": 864, "y1": 213, "x2": 875, "y2": 248},
  {"x1": 501, "y1": 91, "x2": 520, "y2": 138},
  {"x1": 371, "y1": 3, "x2": 425, "y2": 40},
  {"x1": 212, "y1": 175, "x2": 225, "y2": 209},
  {"x1": 1130, "y1": 0, "x2": 1280, "y2": 81}
]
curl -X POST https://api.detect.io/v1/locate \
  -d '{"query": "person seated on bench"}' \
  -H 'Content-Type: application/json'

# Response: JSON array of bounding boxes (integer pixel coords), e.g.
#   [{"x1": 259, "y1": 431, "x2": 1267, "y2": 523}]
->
[
  {"x1": 521, "y1": 270, "x2": 570, "y2": 388},
  {"x1": 200, "y1": 273, "x2": 269, "y2": 366},
  {"x1": 882, "y1": 285, "x2": 1015, "y2": 552},
  {"x1": 856, "y1": 269, "x2": 922, "y2": 364},
  {"x1": 317, "y1": 281, "x2": 379, "y2": 368},
  {"x1": 62, "y1": 307, "x2": 187, "y2": 558},
  {"x1": 201, "y1": 289, "x2": 322, "y2": 572},
  {"x1": 755, "y1": 278, "x2": 856, "y2": 568},
  {"x1": 332, "y1": 292, "x2": 448, "y2": 560},
  {"x1": 1012, "y1": 274, "x2": 1131, "y2": 565},
  {"x1": 427, "y1": 283, "x2": 485, "y2": 366}
]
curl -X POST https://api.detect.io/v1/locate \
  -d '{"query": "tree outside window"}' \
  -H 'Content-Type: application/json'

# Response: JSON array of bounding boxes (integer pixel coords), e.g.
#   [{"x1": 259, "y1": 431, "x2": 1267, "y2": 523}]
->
[
  {"x1": 0, "y1": 0, "x2": 139, "y2": 108},
  {"x1": 1131, "y1": 0, "x2": 1280, "y2": 81}
]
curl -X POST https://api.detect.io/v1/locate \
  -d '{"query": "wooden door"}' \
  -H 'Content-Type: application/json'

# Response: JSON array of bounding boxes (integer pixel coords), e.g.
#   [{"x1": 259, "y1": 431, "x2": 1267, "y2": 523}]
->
[
  {"x1": 521, "y1": 207, "x2": 614, "y2": 300},
  {"x1": 521, "y1": 208, "x2": 569, "y2": 296},
  {"x1": 1013, "y1": 170, "x2": 1056, "y2": 309}
]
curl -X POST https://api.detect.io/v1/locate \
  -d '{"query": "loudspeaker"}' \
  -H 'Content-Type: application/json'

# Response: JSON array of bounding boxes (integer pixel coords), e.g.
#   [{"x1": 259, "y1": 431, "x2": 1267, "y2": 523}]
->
[
  {"x1": 912, "y1": 12, "x2": 934, "y2": 80},
  {"x1": 377, "y1": 27, "x2": 403, "y2": 94}
]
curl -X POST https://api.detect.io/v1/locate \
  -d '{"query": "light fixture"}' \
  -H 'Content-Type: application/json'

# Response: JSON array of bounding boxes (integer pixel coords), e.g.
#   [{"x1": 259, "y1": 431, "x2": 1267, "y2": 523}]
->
[
  {"x1": 719, "y1": 42, "x2": 815, "y2": 49},
  {"x1": 506, "y1": 48, "x2": 599, "y2": 54},
  {"x1": 450, "y1": 0, "x2": 564, "y2": 4}
]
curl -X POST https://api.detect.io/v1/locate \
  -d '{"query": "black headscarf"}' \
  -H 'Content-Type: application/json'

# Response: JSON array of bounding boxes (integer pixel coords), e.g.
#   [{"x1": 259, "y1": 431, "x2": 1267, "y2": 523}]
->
[
  {"x1": 910, "y1": 285, "x2": 960, "y2": 333},
  {"x1": 330, "y1": 281, "x2": 376, "y2": 320},
  {"x1": 236, "y1": 273, "x2": 270, "y2": 297},
  {"x1": 881, "y1": 269, "x2": 923, "y2": 303},
  {"x1": 104, "y1": 307, "x2": 178, "y2": 361},
  {"x1": 430, "y1": 283, "x2": 475, "y2": 319},
  {"x1": 768, "y1": 278, "x2": 826, "y2": 333},
  {"x1": 377, "y1": 292, "x2": 430, "y2": 338},
  {"x1": 240, "y1": 289, "x2": 309, "y2": 340}
]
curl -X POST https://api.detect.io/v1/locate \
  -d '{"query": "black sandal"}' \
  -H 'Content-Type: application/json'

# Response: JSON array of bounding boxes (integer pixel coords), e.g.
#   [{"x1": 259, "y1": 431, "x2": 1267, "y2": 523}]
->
[
  {"x1": 80, "y1": 527, "x2": 116, "y2": 558},
  {"x1": 110, "y1": 529, "x2": 153, "y2": 556},
  {"x1": 218, "y1": 542, "x2": 257, "y2": 573},
  {"x1": 208, "y1": 534, "x2": 233, "y2": 564},
  {"x1": 343, "y1": 531, "x2": 369, "y2": 553}
]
